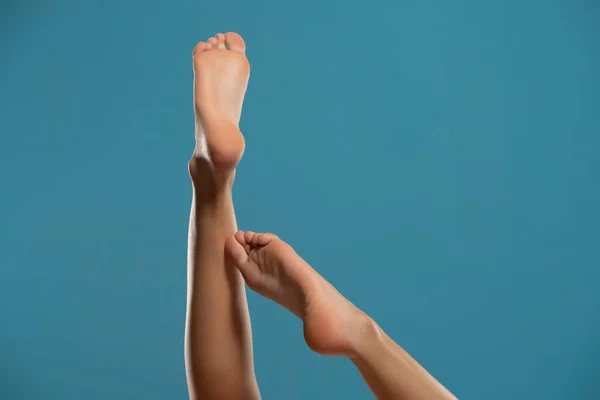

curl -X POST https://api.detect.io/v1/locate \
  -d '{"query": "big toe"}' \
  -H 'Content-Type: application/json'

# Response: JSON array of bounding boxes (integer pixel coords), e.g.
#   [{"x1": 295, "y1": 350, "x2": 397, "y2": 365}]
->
[
  {"x1": 225, "y1": 32, "x2": 246, "y2": 53},
  {"x1": 225, "y1": 235, "x2": 249, "y2": 266}
]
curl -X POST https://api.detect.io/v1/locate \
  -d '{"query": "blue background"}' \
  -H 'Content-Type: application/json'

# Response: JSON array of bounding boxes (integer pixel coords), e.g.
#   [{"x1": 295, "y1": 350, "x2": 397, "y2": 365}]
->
[{"x1": 1, "y1": 0, "x2": 599, "y2": 399}]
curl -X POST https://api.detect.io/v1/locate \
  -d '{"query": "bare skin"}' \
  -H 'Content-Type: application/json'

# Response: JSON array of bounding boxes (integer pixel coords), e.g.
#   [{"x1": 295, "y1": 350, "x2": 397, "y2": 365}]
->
[
  {"x1": 225, "y1": 231, "x2": 458, "y2": 400},
  {"x1": 185, "y1": 32, "x2": 260, "y2": 400}
]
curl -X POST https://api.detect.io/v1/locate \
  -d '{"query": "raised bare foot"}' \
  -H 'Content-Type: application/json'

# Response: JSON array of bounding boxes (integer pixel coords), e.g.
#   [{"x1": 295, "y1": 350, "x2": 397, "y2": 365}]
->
[
  {"x1": 190, "y1": 32, "x2": 249, "y2": 173},
  {"x1": 225, "y1": 231, "x2": 375, "y2": 357}
]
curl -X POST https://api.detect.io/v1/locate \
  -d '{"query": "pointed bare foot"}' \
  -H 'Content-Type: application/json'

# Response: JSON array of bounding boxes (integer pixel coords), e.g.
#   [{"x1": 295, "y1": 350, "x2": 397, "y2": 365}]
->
[
  {"x1": 190, "y1": 32, "x2": 249, "y2": 173},
  {"x1": 225, "y1": 231, "x2": 375, "y2": 357}
]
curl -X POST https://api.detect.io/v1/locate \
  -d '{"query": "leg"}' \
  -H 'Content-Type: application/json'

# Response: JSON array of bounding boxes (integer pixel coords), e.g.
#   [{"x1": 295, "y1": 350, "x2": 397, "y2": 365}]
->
[
  {"x1": 225, "y1": 231, "x2": 457, "y2": 400},
  {"x1": 185, "y1": 33, "x2": 260, "y2": 400}
]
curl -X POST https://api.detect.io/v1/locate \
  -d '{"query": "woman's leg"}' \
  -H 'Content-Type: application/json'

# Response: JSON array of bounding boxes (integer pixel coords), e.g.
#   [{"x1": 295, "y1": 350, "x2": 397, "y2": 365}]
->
[
  {"x1": 185, "y1": 33, "x2": 260, "y2": 400},
  {"x1": 225, "y1": 231, "x2": 457, "y2": 400}
]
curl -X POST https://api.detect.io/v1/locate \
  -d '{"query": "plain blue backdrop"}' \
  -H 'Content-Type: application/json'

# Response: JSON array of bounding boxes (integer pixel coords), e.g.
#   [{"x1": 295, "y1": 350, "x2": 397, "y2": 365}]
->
[{"x1": 1, "y1": 0, "x2": 599, "y2": 399}]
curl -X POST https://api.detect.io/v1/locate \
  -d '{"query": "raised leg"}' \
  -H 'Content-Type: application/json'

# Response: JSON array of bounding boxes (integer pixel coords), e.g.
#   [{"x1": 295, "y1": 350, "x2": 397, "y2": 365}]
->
[
  {"x1": 225, "y1": 231, "x2": 457, "y2": 400},
  {"x1": 185, "y1": 32, "x2": 260, "y2": 400}
]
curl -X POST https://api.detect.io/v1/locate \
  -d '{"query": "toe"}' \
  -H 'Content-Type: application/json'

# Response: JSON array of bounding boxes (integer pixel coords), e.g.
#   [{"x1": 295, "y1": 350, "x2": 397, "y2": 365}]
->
[
  {"x1": 235, "y1": 230, "x2": 253, "y2": 254},
  {"x1": 247, "y1": 231, "x2": 267, "y2": 246},
  {"x1": 225, "y1": 32, "x2": 246, "y2": 53},
  {"x1": 216, "y1": 33, "x2": 226, "y2": 49},
  {"x1": 234, "y1": 230, "x2": 246, "y2": 244},
  {"x1": 244, "y1": 231, "x2": 256, "y2": 244},
  {"x1": 225, "y1": 236, "x2": 249, "y2": 267},
  {"x1": 207, "y1": 37, "x2": 218, "y2": 48},
  {"x1": 192, "y1": 42, "x2": 207, "y2": 58},
  {"x1": 205, "y1": 42, "x2": 213, "y2": 50},
  {"x1": 227, "y1": 234, "x2": 263, "y2": 290},
  {"x1": 256, "y1": 233, "x2": 277, "y2": 246}
]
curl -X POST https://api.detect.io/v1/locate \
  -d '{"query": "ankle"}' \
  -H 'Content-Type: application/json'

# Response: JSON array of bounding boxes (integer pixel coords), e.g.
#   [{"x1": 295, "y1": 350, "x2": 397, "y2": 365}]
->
[
  {"x1": 189, "y1": 155, "x2": 235, "y2": 190},
  {"x1": 346, "y1": 313, "x2": 383, "y2": 361}
]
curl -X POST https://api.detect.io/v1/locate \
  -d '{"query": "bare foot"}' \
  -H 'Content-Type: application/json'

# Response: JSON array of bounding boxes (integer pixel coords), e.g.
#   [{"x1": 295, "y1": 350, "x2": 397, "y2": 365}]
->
[
  {"x1": 225, "y1": 231, "x2": 374, "y2": 357},
  {"x1": 190, "y1": 32, "x2": 249, "y2": 172}
]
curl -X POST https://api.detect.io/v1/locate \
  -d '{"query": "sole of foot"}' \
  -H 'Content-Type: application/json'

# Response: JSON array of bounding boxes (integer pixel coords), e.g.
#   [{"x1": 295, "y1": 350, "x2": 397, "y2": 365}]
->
[
  {"x1": 190, "y1": 32, "x2": 249, "y2": 174},
  {"x1": 225, "y1": 231, "x2": 376, "y2": 357}
]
